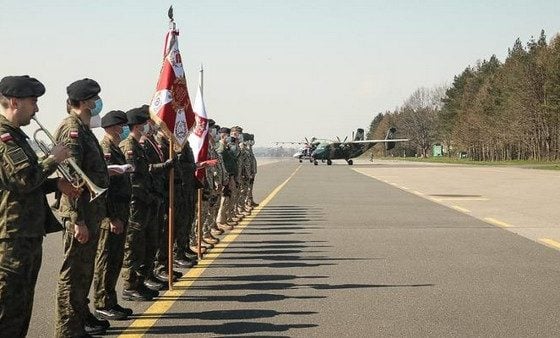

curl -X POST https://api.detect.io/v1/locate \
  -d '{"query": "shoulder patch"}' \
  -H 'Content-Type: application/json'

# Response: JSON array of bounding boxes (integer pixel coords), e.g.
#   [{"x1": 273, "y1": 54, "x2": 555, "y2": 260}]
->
[
  {"x1": 6, "y1": 147, "x2": 29, "y2": 166},
  {"x1": 69, "y1": 130, "x2": 79, "y2": 139},
  {"x1": 0, "y1": 133, "x2": 13, "y2": 142}
]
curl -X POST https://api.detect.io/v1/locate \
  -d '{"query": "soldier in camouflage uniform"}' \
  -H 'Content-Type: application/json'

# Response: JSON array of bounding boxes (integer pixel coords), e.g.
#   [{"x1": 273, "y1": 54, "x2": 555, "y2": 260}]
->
[
  {"x1": 120, "y1": 107, "x2": 162, "y2": 301},
  {"x1": 227, "y1": 126, "x2": 243, "y2": 222},
  {"x1": 216, "y1": 127, "x2": 237, "y2": 231},
  {"x1": 54, "y1": 78, "x2": 111, "y2": 337},
  {"x1": 236, "y1": 133, "x2": 253, "y2": 216},
  {"x1": 245, "y1": 133, "x2": 259, "y2": 208},
  {"x1": 93, "y1": 110, "x2": 133, "y2": 321},
  {"x1": 0, "y1": 75, "x2": 74, "y2": 337},
  {"x1": 201, "y1": 121, "x2": 225, "y2": 244}
]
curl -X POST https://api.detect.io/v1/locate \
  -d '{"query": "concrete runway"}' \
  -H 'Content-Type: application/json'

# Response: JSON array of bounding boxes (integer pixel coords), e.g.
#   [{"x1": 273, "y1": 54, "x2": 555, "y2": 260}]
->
[{"x1": 28, "y1": 159, "x2": 560, "y2": 337}]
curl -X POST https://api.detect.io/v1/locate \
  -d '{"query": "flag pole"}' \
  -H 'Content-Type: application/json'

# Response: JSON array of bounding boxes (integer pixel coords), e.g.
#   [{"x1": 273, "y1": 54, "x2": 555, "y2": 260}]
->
[
  {"x1": 168, "y1": 139, "x2": 175, "y2": 290},
  {"x1": 196, "y1": 64, "x2": 204, "y2": 260}
]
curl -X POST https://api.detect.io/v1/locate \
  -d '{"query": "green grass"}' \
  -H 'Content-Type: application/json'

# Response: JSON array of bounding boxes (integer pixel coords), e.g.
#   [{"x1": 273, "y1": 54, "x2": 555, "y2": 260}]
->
[{"x1": 378, "y1": 156, "x2": 560, "y2": 170}]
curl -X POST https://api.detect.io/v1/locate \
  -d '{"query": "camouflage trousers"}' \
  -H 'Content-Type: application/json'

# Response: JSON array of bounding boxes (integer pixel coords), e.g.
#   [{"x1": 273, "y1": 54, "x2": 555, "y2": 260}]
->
[
  {"x1": 190, "y1": 193, "x2": 218, "y2": 243},
  {"x1": 0, "y1": 237, "x2": 42, "y2": 338},
  {"x1": 122, "y1": 199, "x2": 157, "y2": 290},
  {"x1": 93, "y1": 224, "x2": 126, "y2": 309},
  {"x1": 56, "y1": 227, "x2": 99, "y2": 337}
]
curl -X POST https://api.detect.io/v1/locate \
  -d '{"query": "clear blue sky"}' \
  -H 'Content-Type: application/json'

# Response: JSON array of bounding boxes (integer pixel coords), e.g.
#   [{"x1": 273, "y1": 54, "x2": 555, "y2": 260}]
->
[{"x1": 1, "y1": 0, "x2": 559, "y2": 145}]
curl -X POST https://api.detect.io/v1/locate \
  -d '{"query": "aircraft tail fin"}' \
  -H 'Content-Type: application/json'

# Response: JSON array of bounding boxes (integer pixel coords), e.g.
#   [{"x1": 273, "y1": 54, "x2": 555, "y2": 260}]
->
[
  {"x1": 385, "y1": 127, "x2": 397, "y2": 150},
  {"x1": 354, "y1": 128, "x2": 365, "y2": 141}
]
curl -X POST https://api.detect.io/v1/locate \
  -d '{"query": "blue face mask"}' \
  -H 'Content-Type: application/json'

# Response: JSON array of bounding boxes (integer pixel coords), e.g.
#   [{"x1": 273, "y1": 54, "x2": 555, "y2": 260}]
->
[
  {"x1": 119, "y1": 125, "x2": 130, "y2": 140},
  {"x1": 90, "y1": 98, "x2": 103, "y2": 116}
]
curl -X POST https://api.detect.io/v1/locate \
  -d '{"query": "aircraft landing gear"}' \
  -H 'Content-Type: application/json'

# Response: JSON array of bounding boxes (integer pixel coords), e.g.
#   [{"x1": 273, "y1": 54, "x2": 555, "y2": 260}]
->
[
  {"x1": 313, "y1": 160, "x2": 318, "y2": 165},
  {"x1": 299, "y1": 159, "x2": 302, "y2": 163},
  {"x1": 327, "y1": 159, "x2": 332, "y2": 165},
  {"x1": 346, "y1": 159, "x2": 353, "y2": 165}
]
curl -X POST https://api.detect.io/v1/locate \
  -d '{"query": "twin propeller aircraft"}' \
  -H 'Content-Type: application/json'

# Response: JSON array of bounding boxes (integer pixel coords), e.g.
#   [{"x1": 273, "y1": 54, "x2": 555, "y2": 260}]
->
[{"x1": 277, "y1": 128, "x2": 408, "y2": 165}]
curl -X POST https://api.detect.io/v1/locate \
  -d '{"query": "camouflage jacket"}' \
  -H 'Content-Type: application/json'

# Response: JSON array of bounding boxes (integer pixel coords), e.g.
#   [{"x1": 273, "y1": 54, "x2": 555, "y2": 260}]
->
[
  {"x1": 205, "y1": 142, "x2": 226, "y2": 194},
  {"x1": 100, "y1": 135, "x2": 131, "y2": 226},
  {"x1": 248, "y1": 146, "x2": 257, "y2": 176},
  {"x1": 54, "y1": 114, "x2": 109, "y2": 233},
  {"x1": 0, "y1": 115, "x2": 61, "y2": 238},
  {"x1": 215, "y1": 141, "x2": 237, "y2": 177},
  {"x1": 120, "y1": 135, "x2": 153, "y2": 204},
  {"x1": 237, "y1": 146, "x2": 252, "y2": 181}
]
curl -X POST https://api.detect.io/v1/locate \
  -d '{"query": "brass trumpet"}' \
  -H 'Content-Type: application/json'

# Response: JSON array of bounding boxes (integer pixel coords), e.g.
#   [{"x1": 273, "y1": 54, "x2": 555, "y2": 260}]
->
[{"x1": 32, "y1": 116, "x2": 107, "y2": 202}]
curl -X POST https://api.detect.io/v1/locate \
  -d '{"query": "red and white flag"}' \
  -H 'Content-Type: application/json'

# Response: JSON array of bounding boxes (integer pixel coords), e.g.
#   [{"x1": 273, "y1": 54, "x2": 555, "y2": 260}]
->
[
  {"x1": 188, "y1": 67, "x2": 208, "y2": 181},
  {"x1": 150, "y1": 26, "x2": 195, "y2": 147}
]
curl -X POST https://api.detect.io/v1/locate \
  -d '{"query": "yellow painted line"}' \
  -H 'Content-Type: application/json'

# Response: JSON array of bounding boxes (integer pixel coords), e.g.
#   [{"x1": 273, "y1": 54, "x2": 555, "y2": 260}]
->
[
  {"x1": 451, "y1": 205, "x2": 471, "y2": 213},
  {"x1": 431, "y1": 197, "x2": 489, "y2": 201},
  {"x1": 118, "y1": 165, "x2": 302, "y2": 337},
  {"x1": 484, "y1": 217, "x2": 512, "y2": 228},
  {"x1": 539, "y1": 238, "x2": 560, "y2": 250}
]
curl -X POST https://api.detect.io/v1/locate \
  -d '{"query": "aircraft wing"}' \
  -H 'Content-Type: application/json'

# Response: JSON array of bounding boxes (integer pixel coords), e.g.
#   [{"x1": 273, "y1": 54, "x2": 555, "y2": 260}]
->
[
  {"x1": 274, "y1": 141, "x2": 308, "y2": 145},
  {"x1": 332, "y1": 138, "x2": 409, "y2": 145}
]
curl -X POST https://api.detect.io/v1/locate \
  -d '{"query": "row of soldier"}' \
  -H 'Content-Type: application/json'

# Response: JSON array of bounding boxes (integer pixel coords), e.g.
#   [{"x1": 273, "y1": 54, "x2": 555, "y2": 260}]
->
[{"x1": 0, "y1": 76, "x2": 258, "y2": 338}]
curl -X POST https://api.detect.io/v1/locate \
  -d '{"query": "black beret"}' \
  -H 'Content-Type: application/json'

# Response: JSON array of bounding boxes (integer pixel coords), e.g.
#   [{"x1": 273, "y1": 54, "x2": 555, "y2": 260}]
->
[
  {"x1": 66, "y1": 78, "x2": 101, "y2": 101},
  {"x1": 0, "y1": 75, "x2": 45, "y2": 98},
  {"x1": 208, "y1": 119, "x2": 215, "y2": 127},
  {"x1": 219, "y1": 127, "x2": 230, "y2": 134},
  {"x1": 214, "y1": 124, "x2": 220, "y2": 130},
  {"x1": 126, "y1": 107, "x2": 150, "y2": 125},
  {"x1": 101, "y1": 110, "x2": 127, "y2": 128},
  {"x1": 243, "y1": 133, "x2": 254, "y2": 141}
]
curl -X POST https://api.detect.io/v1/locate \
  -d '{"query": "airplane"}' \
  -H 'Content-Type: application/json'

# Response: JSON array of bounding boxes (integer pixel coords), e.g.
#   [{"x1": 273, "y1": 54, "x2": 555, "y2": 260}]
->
[{"x1": 289, "y1": 128, "x2": 408, "y2": 166}]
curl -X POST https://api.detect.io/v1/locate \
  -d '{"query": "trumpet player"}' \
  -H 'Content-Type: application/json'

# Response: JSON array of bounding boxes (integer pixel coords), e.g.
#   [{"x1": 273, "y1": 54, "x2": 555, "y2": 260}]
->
[
  {"x1": 0, "y1": 75, "x2": 77, "y2": 337},
  {"x1": 54, "y1": 78, "x2": 111, "y2": 337}
]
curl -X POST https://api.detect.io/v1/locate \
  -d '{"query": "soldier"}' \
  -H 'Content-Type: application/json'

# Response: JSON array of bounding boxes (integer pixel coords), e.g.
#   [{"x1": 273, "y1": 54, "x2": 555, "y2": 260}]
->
[
  {"x1": 236, "y1": 133, "x2": 253, "y2": 217},
  {"x1": 201, "y1": 120, "x2": 226, "y2": 244},
  {"x1": 0, "y1": 75, "x2": 75, "y2": 337},
  {"x1": 141, "y1": 116, "x2": 173, "y2": 289},
  {"x1": 216, "y1": 127, "x2": 237, "y2": 230},
  {"x1": 228, "y1": 126, "x2": 243, "y2": 222},
  {"x1": 120, "y1": 107, "x2": 167, "y2": 301},
  {"x1": 92, "y1": 110, "x2": 133, "y2": 321},
  {"x1": 175, "y1": 143, "x2": 203, "y2": 258},
  {"x1": 152, "y1": 132, "x2": 189, "y2": 280},
  {"x1": 245, "y1": 133, "x2": 259, "y2": 208},
  {"x1": 54, "y1": 78, "x2": 111, "y2": 337}
]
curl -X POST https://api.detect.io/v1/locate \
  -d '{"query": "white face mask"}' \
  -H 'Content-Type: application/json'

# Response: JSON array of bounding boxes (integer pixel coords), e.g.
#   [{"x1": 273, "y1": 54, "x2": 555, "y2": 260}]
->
[{"x1": 90, "y1": 114, "x2": 102, "y2": 128}]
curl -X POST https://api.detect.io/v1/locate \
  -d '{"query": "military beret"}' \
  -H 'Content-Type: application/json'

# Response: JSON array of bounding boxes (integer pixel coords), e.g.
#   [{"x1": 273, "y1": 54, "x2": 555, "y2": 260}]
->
[
  {"x1": 126, "y1": 106, "x2": 150, "y2": 125},
  {"x1": 219, "y1": 127, "x2": 230, "y2": 134},
  {"x1": 66, "y1": 78, "x2": 101, "y2": 101},
  {"x1": 231, "y1": 126, "x2": 243, "y2": 133},
  {"x1": 243, "y1": 133, "x2": 254, "y2": 141},
  {"x1": 208, "y1": 119, "x2": 215, "y2": 127},
  {"x1": 0, "y1": 75, "x2": 45, "y2": 98},
  {"x1": 214, "y1": 124, "x2": 220, "y2": 131},
  {"x1": 101, "y1": 110, "x2": 127, "y2": 128}
]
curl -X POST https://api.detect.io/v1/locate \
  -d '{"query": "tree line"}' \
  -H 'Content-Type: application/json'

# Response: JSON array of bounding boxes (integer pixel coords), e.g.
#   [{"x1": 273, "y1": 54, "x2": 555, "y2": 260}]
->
[{"x1": 368, "y1": 30, "x2": 560, "y2": 161}]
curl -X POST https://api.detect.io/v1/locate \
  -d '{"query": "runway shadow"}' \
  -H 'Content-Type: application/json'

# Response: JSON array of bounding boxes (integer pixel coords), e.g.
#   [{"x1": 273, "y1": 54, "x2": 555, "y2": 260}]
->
[{"x1": 108, "y1": 205, "x2": 432, "y2": 337}]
